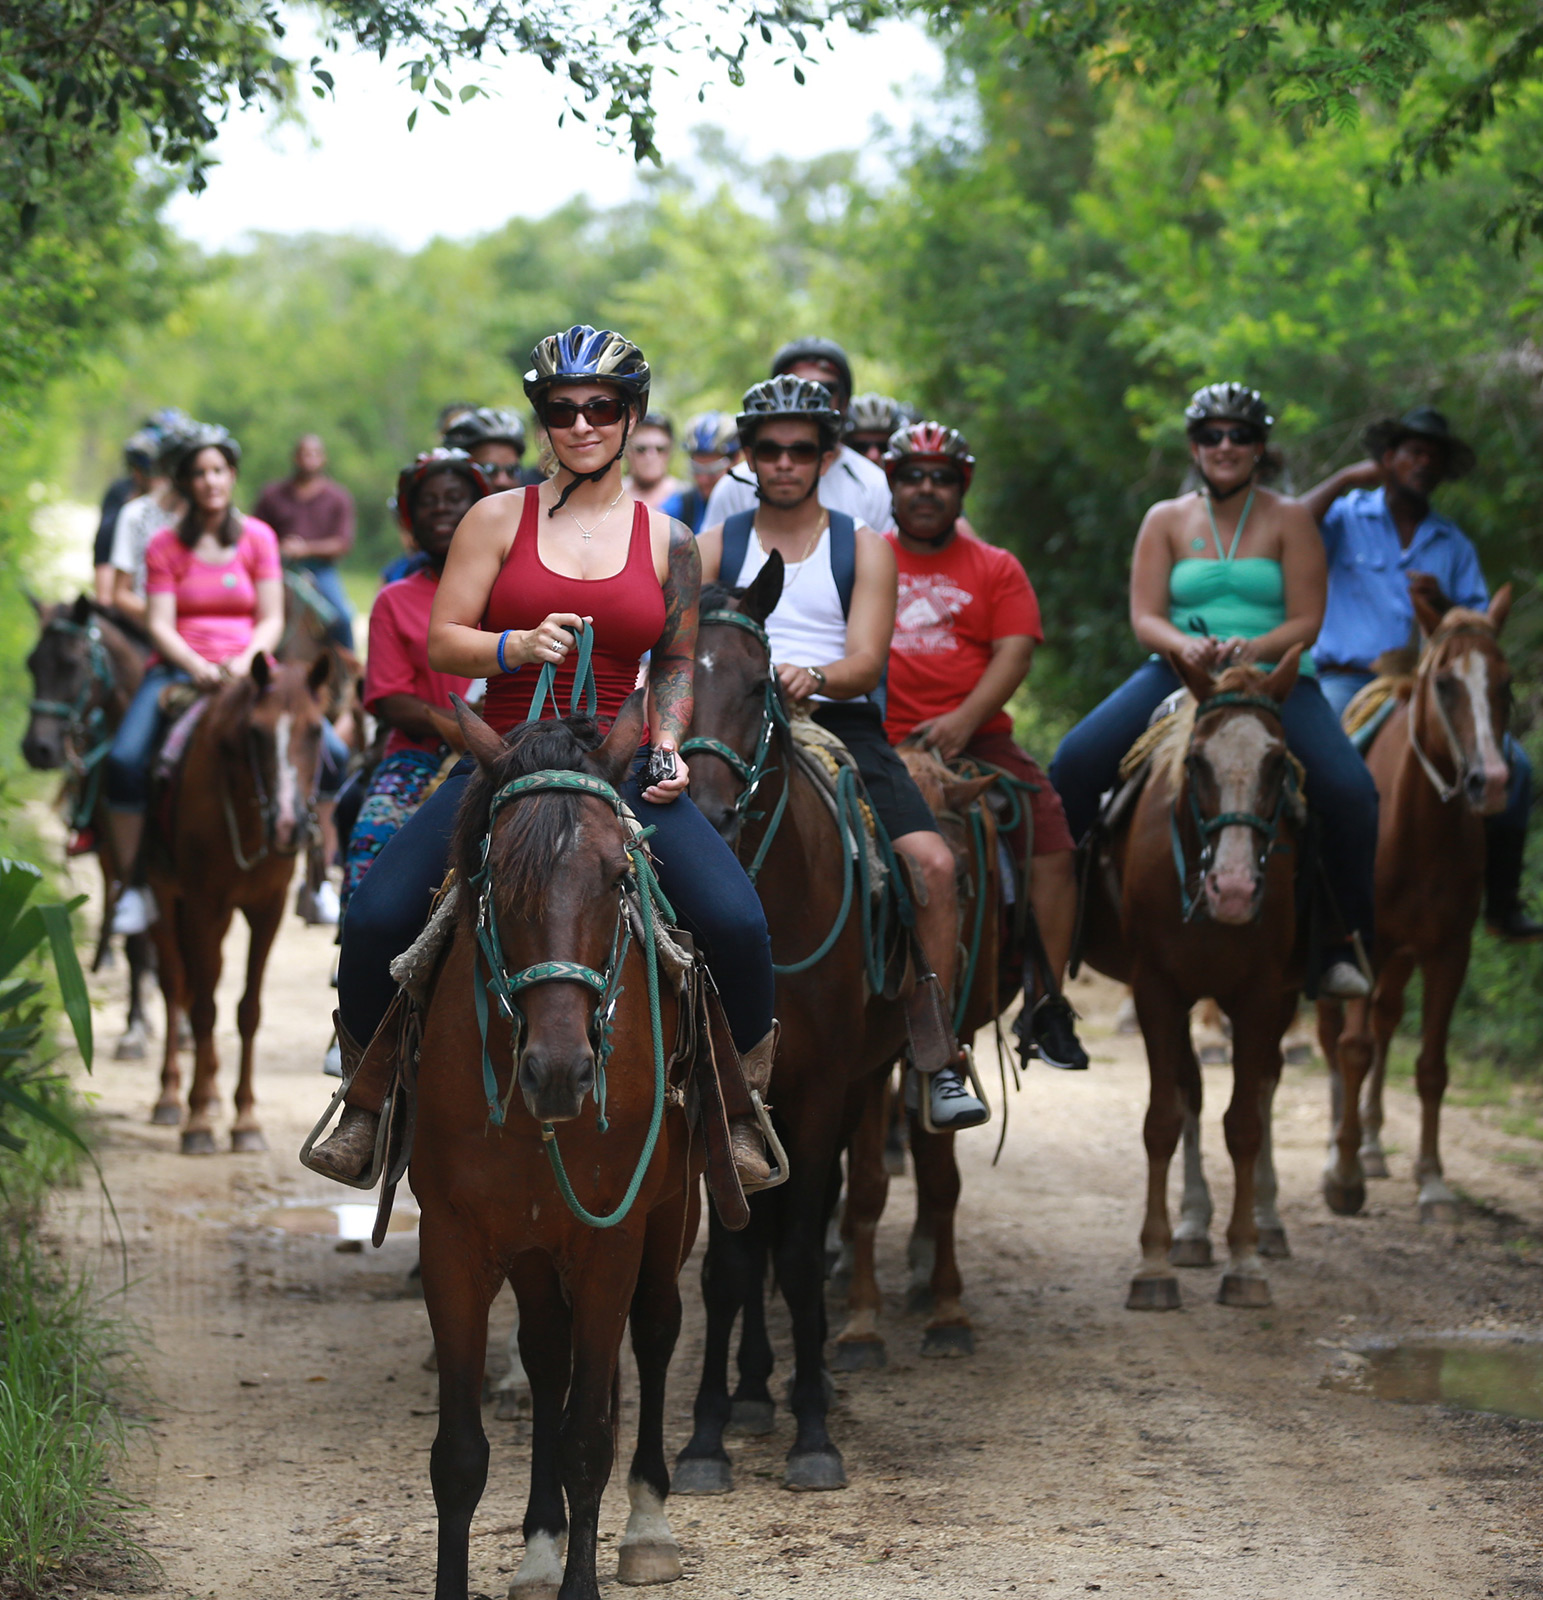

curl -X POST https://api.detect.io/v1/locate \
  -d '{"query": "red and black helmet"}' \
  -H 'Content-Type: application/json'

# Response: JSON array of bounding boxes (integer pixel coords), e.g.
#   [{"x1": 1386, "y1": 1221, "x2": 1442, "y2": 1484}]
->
[
  {"x1": 882, "y1": 421, "x2": 975, "y2": 492},
  {"x1": 394, "y1": 448, "x2": 491, "y2": 533}
]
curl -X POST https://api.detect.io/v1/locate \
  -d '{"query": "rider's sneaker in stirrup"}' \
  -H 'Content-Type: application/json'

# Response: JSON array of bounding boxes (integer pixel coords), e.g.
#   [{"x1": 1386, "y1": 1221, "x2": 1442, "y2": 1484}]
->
[
  {"x1": 322, "y1": 1035, "x2": 343, "y2": 1078},
  {"x1": 1487, "y1": 905, "x2": 1543, "y2": 943},
  {"x1": 111, "y1": 886, "x2": 155, "y2": 936},
  {"x1": 310, "y1": 880, "x2": 341, "y2": 926},
  {"x1": 1026, "y1": 993, "x2": 1089, "y2": 1071},
  {"x1": 308, "y1": 1106, "x2": 378, "y2": 1181},
  {"x1": 906, "y1": 1064, "x2": 989, "y2": 1130},
  {"x1": 1320, "y1": 959, "x2": 1370, "y2": 1000}
]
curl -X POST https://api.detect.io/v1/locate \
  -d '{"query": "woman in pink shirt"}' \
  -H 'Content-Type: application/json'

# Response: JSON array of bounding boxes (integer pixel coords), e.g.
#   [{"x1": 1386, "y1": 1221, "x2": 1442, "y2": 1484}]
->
[
  {"x1": 340, "y1": 450, "x2": 487, "y2": 909},
  {"x1": 104, "y1": 425, "x2": 285, "y2": 933}
]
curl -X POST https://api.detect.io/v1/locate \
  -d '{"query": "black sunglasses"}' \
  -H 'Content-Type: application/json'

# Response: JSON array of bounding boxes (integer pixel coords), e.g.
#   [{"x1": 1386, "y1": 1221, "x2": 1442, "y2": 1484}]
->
[
  {"x1": 478, "y1": 460, "x2": 523, "y2": 480},
  {"x1": 753, "y1": 439, "x2": 824, "y2": 464},
  {"x1": 543, "y1": 396, "x2": 628, "y2": 430},
  {"x1": 1193, "y1": 425, "x2": 1262, "y2": 448},
  {"x1": 896, "y1": 464, "x2": 964, "y2": 488}
]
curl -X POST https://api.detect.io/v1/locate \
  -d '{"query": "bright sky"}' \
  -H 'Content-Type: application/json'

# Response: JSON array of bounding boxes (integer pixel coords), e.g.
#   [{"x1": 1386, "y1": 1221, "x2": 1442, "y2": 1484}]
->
[{"x1": 165, "y1": 8, "x2": 945, "y2": 252}]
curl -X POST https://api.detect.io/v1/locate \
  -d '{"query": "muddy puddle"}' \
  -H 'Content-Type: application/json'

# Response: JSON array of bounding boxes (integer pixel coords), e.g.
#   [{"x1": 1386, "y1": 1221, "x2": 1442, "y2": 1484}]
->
[{"x1": 1326, "y1": 1336, "x2": 1543, "y2": 1422}]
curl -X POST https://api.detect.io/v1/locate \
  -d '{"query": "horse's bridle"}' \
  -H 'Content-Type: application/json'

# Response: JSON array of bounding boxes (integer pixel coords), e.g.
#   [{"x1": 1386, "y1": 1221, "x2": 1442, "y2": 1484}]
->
[
  {"x1": 222, "y1": 721, "x2": 320, "y2": 870},
  {"x1": 1408, "y1": 621, "x2": 1499, "y2": 806},
  {"x1": 30, "y1": 614, "x2": 118, "y2": 824},
  {"x1": 1171, "y1": 691, "x2": 1298, "y2": 923}
]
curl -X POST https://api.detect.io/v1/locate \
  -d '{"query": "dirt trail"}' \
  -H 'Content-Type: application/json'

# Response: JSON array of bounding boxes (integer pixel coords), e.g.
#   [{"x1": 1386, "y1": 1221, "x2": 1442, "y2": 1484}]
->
[{"x1": 51, "y1": 848, "x2": 1543, "y2": 1600}]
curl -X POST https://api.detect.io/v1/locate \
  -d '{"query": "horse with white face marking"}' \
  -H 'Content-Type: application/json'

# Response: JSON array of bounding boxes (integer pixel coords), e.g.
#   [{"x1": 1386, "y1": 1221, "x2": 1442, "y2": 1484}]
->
[
  {"x1": 1080, "y1": 652, "x2": 1306, "y2": 1311},
  {"x1": 1318, "y1": 587, "x2": 1514, "y2": 1223}
]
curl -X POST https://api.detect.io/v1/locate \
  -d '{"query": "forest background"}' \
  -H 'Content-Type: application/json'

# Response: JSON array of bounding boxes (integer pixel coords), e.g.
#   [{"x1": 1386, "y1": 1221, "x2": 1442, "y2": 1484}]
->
[{"x1": 4, "y1": 16, "x2": 1543, "y2": 1061}]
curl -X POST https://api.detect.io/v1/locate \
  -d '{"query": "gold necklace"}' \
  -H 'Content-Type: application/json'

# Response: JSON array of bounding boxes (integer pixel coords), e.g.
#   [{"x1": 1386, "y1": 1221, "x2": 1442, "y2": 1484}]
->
[{"x1": 756, "y1": 514, "x2": 827, "y2": 586}]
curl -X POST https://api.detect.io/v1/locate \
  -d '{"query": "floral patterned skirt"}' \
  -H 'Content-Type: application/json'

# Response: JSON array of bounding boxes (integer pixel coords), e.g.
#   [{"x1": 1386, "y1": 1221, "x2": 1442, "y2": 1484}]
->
[{"x1": 342, "y1": 746, "x2": 455, "y2": 912}]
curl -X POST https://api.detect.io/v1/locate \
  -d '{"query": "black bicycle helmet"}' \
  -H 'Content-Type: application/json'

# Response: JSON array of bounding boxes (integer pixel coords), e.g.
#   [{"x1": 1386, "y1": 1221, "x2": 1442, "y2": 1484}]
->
[
  {"x1": 172, "y1": 423, "x2": 241, "y2": 483},
  {"x1": 736, "y1": 377, "x2": 843, "y2": 451},
  {"x1": 1184, "y1": 382, "x2": 1274, "y2": 434},
  {"x1": 394, "y1": 448, "x2": 491, "y2": 533},
  {"x1": 442, "y1": 406, "x2": 527, "y2": 456},
  {"x1": 770, "y1": 337, "x2": 853, "y2": 401}
]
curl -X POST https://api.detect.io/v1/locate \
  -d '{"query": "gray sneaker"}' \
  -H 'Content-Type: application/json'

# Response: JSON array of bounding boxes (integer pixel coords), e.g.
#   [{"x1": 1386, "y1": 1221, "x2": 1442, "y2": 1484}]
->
[{"x1": 906, "y1": 1064, "x2": 989, "y2": 1130}]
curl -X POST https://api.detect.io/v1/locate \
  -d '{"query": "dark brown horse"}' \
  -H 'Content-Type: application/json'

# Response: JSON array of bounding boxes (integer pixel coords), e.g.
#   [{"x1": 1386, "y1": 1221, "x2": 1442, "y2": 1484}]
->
[
  {"x1": 673, "y1": 559, "x2": 914, "y2": 1495},
  {"x1": 1318, "y1": 588, "x2": 1514, "y2": 1223},
  {"x1": 1082, "y1": 653, "x2": 1305, "y2": 1310},
  {"x1": 412, "y1": 695, "x2": 699, "y2": 1600},
  {"x1": 22, "y1": 596, "x2": 157, "y2": 1057},
  {"x1": 837, "y1": 746, "x2": 1001, "y2": 1363},
  {"x1": 147, "y1": 654, "x2": 330, "y2": 1150}
]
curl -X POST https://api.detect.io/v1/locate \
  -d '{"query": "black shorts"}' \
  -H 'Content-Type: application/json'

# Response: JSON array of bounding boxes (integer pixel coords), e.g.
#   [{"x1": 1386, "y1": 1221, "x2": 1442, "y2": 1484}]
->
[{"x1": 811, "y1": 702, "x2": 940, "y2": 841}]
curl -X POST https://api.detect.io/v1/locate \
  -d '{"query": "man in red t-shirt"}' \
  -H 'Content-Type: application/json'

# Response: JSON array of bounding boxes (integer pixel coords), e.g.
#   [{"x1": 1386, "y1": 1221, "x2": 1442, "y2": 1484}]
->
[{"x1": 882, "y1": 422, "x2": 1086, "y2": 1071}]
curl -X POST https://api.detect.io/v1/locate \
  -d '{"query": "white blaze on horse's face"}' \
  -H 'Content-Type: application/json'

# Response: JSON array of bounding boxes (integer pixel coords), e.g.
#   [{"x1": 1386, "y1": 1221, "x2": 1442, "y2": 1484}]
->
[
  {"x1": 1200, "y1": 712, "x2": 1279, "y2": 926},
  {"x1": 1453, "y1": 651, "x2": 1510, "y2": 815},
  {"x1": 272, "y1": 712, "x2": 300, "y2": 851}
]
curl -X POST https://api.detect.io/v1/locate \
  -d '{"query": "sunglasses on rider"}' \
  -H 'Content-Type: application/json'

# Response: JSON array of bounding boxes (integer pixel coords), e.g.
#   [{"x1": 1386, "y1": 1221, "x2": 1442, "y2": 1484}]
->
[
  {"x1": 1193, "y1": 425, "x2": 1262, "y2": 448},
  {"x1": 752, "y1": 439, "x2": 824, "y2": 465},
  {"x1": 542, "y1": 396, "x2": 629, "y2": 431},
  {"x1": 895, "y1": 465, "x2": 964, "y2": 488},
  {"x1": 479, "y1": 461, "x2": 523, "y2": 481}
]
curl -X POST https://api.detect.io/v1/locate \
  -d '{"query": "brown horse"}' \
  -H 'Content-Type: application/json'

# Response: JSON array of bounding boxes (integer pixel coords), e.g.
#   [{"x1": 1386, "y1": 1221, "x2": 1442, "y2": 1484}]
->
[
  {"x1": 1081, "y1": 652, "x2": 1305, "y2": 1310},
  {"x1": 412, "y1": 695, "x2": 699, "y2": 1600},
  {"x1": 147, "y1": 654, "x2": 330, "y2": 1150},
  {"x1": 673, "y1": 559, "x2": 914, "y2": 1494},
  {"x1": 1318, "y1": 588, "x2": 1514, "y2": 1223},
  {"x1": 22, "y1": 596, "x2": 157, "y2": 1057},
  {"x1": 837, "y1": 746, "x2": 1000, "y2": 1363}
]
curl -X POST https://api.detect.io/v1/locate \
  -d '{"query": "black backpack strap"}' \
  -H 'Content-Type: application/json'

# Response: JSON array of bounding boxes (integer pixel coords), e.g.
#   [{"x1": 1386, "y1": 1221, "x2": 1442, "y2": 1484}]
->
[
  {"x1": 721, "y1": 510, "x2": 756, "y2": 588},
  {"x1": 829, "y1": 511, "x2": 857, "y2": 618}
]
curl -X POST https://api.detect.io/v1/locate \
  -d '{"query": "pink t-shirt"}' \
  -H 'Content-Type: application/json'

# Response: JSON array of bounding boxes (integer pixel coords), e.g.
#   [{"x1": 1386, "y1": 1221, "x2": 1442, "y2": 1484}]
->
[
  {"x1": 144, "y1": 518, "x2": 281, "y2": 665},
  {"x1": 364, "y1": 569, "x2": 473, "y2": 756}
]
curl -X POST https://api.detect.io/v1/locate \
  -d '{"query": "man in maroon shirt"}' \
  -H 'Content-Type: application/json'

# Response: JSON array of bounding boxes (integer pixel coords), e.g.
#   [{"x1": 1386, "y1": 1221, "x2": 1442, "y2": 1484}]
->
[{"x1": 254, "y1": 434, "x2": 357, "y2": 648}]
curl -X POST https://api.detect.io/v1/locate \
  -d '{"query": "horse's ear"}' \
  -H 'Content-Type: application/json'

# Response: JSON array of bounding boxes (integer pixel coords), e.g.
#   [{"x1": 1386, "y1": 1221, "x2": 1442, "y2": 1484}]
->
[
  {"x1": 306, "y1": 652, "x2": 331, "y2": 698},
  {"x1": 71, "y1": 595, "x2": 93, "y2": 627},
  {"x1": 1259, "y1": 643, "x2": 1302, "y2": 704},
  {"x1": 942, "y1": 772, "x2": 997, "y2": 815},
  {"x1": 1409, "y1": 575, "x2": 1447, "y2": 638},
  {"x1": 740, "y1": 551, "x2": 784, "y2": 625},
  {"x1": 1166, "y1": 649, "x2": 1213, "y2": 705},
  {"x1": 1488, "y1": 582, "x2": 1513, "y2": 634},
  {"x1": 450, "y1": 693, "x2": 506, "y2": 773},
  {"x1": 589, "y1": 689, "x2": 648, "y2": 787},
  {"x1": 251, "y1": 652, "x2": 271, "y2": 692},
  {"x1": 425, "y1": 704, "x2": 467, "y2": 754}
]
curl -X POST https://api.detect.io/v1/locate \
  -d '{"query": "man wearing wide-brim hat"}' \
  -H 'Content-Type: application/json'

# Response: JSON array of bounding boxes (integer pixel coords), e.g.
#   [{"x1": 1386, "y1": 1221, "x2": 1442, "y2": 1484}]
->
[{"x1": 1300, "y1": 407, "x2": 1540, "y2": 942}]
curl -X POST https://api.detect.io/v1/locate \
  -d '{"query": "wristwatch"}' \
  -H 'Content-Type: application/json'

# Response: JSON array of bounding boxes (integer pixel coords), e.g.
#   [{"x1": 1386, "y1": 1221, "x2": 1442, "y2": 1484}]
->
[{"x1": 806, "y1": 666, "x2": 827, "y2": 691}]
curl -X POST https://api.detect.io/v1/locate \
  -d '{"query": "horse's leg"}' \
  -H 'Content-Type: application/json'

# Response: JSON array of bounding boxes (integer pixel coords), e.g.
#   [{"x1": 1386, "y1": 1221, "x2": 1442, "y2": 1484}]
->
[
  {"x1": 618, "y1": 1206, "x2": 691, "y2": 1588},
  {"x1": 1362, "y1": 951, "x2": 1414, "y2": 1180},
  {"x1": 148, "y1": 912, "x2": 185, "y2": 1127},
  {"x1": 674, "y1": 1206, "x2": 753, "y2": 1494},
  {"x1": 178, "y1": 895, "x2": 232, "y2": 1155},
  {"x1": 1253, "y1": 993, "x2": 1293, "y2": 1259},
  {"x1": 912, "y1": 1124, "x2": 970, "y2": 1358},
  {"x1": 115, "y1": 929, "x2": 152, "y2": 1060},
  {"x1": 832, "y1": 1071, "x2": 890, "y2": 1371},
  {"x1": 1169, "y1": 1044, "x2": 1212, "y2": 1268},
  {"x1": 421, "y1": 1218, "x2": 502, "y2": 1600},
  {"x1": 1414, "y1": 943, "x2": 1469, "y2": 1223},
  {"x1": 493, "y1": 1311, "x2": 530, "y2": 1420},
  {"x1": 1316, "y1": 997, "x2": 1345, "y2": 1139},
  {"x1": 1216, "y1": 994, "x2": 1276, "y2": 1308},
  {"x1": 1127, "y1": 972, "x2": 1189, "y2": 1311},
  {"x1": 730, "y1": 1223, "x2": 775, "y2": 1435},
  {"x1": 905, "y1": 1112, "x2": 937, "y2": 1314},
  {"x1": 511, "y1": 1257, "x2": 572, "y2": 1599},
  {"x1": 230, "y1": 890, "x2": 285, "y2": 1153}
]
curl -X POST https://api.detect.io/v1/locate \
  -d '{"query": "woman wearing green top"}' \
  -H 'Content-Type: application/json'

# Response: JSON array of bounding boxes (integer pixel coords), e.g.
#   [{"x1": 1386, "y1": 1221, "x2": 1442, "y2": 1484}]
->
[{"x1": 1050, "y1": 382, "x2": 1375, "y2": 997}]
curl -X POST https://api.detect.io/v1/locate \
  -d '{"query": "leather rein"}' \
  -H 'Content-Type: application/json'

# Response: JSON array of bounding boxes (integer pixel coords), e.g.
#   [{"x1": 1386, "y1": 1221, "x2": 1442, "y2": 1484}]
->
[{"x1": 1407, "y1": 620, "x2": 1500, "y2": 806}]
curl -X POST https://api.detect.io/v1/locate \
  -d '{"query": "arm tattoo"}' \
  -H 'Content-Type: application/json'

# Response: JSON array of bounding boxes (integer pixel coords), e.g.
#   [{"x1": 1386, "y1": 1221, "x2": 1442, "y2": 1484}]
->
[{"x1": 650, "y1": 518, "x2": 699, "y2": 745}]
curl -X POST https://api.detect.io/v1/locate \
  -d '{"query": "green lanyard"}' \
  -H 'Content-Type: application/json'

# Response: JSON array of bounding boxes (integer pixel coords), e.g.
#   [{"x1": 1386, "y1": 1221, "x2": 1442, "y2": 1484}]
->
[{"x1": 1205, "y1": 483, "x2": 1257, "y2": 563}]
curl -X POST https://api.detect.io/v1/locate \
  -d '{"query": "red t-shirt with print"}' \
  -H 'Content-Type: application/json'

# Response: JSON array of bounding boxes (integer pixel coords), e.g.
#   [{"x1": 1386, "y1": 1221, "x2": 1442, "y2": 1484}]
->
[
  {"x1": 883, "y1": 528, "x2": 1042, "y2": 742},
  {"x1": 364, "y1": 569, "x2": 474, "y2": 756}
]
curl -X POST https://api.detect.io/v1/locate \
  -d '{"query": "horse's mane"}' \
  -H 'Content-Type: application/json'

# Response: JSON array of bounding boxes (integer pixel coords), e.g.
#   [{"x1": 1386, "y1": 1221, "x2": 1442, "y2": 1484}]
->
[
  {"x1": 88, "y1": 600, "x2": 153, "y2": 652},
  {"x1": 451, "y1": 715, "x2": 607, "y2": 919},
  {"x1": 1126, "y1": 664, "x2": 1278, "y2": 794},
  {"x1": 700, "y1": 581, "x2": 744, "y2": 611}
]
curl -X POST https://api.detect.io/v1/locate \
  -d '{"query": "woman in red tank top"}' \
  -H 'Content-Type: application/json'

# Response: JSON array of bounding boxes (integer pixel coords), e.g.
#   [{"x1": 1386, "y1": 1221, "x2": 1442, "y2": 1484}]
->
[{"x1": 318, "y1": 327, "x2": 775, "y2": 1192}]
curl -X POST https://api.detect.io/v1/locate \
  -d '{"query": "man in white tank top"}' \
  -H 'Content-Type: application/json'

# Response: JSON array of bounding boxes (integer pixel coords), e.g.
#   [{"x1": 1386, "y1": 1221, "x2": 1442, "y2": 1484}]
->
[{"x1": 698, "y1": 378, "x2": 989, "y2": 1131}]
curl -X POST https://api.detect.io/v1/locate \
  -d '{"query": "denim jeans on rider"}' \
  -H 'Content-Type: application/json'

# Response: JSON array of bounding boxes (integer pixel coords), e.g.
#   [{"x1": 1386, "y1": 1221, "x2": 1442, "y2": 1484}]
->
[
  {"x1": 292, "y1": 558, "x2": 355, "y2": 652},
  {"x1": 1049, "y1": 657, "x2": 1379, "y2": 943},
  {"x1": 104, "y1": 664, "x2": 189, "y2": 813},
  {"x1": 337, "y1": 754, "x2": 775, "y2": 1054}
]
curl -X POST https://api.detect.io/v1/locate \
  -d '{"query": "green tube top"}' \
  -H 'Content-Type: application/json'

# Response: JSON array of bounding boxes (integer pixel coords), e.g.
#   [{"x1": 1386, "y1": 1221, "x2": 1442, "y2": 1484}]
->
[{"x1": 1168, "y1": 557, "x2": 1316, "y2": 676}]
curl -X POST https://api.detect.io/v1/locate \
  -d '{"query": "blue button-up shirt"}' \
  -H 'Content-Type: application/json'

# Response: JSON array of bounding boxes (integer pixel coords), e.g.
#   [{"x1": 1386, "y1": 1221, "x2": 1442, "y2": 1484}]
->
[{"x1": 1316, "y1": 487, "x2": 1488, "y2": 671}]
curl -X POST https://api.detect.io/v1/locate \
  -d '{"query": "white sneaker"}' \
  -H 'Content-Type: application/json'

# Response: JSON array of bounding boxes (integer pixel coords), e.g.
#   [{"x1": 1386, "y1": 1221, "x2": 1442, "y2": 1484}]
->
[
  {"x1": 1321, "y1": 960, "x2": 1371, "y2": 1000},
  {"x1": 304, "y1": 880, "x2": 341, "y2": 926},
  {"x1": 322, "y1": 1037, "x2": 343, "y2": 1078},
  {"x1": 111, "y1": 886, "x2": 155, "y2": 936}
]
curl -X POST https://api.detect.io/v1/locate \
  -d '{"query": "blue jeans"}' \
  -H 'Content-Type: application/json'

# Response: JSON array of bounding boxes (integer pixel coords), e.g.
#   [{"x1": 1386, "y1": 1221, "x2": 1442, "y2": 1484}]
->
[
  {"x1": 337, "y1": 755, "x2": 774, "y2": 1053},
  {"x1": 292, "y1": 558, "x2": 355, "y2": 651},
  {"x1": 105, "y1": 665, "x2": 188, "y2": 812},
  {"x1": 1050, "y1": 658, "x2": 1379, "y2": 942}
]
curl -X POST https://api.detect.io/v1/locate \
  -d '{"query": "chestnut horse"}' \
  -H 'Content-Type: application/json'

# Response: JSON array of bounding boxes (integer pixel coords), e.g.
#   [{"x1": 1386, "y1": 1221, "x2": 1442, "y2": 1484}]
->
[
  {"x1": 413, "y1": 696, "x2": 699, "y2": 1600},
  {"x1": 147, "y1": 654, "x2": 330, "y2": 1150},
  {"x1": 1081, "y1": 652, "x2": 1305, "y2": 1310},
  {"x1": 673, "y1": 558, "x2": 914, "y2": 1495},
  {"x1": 837, "y1": 746, "x2": 1001, "y2": 1363},
  {"x1": 1318, "y1": 588, "x2": 1514, "y2": 1223},
  {"x1": 23, "y1": 596, "x2": 158, "y2": 1057}
]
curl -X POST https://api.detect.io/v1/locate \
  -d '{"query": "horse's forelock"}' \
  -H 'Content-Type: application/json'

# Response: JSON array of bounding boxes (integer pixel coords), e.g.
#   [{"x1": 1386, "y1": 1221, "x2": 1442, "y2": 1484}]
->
[{"x1": 1422, "y1": 607, "x2": 1501, "y2": 674}]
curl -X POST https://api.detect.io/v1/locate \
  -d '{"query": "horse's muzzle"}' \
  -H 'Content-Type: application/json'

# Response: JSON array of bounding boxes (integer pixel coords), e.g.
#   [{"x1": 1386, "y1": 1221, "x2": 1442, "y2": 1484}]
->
[
  {"x1": 1466, "y1": 761, "x2": 1509, "y2": 817},
  {"x1": 21, "y1": 732, "x2": 62, "y2": 771},
  {"x1": 1203, "y1": 866, "x2": 1263, "y2": 926},
  {"x1": 518, "y1": 1046, "x2": 597, "y2": 1123}
]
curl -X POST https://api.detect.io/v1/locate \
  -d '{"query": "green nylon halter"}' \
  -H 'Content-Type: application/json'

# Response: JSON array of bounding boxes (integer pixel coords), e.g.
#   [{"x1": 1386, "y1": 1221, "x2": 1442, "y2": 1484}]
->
[{"x1": 30, "y1": 616, "x2": 118, "y2": 830}]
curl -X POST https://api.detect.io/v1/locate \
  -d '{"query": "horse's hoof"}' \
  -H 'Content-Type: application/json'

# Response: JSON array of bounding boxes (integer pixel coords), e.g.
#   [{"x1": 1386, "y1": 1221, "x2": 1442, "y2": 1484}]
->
[
  {"x1": 1169, "y1": 1236, "x2": 1213, "y2": 1268},
  {"x1": 1218, "y1": 1271, "x2": 1272, "y2": 1308},
  {"x1": 230, "y1": 1128, "x2": 268, "y2": 1154},
  {"x1": 1256, "y1": 1226, "x2": 1291, "y2": 1260},
  {"x1": 904, "y1": 1283, "x2": 936, "y2": 1316},
  {"x1": 1420, "y1": 1198, "x2": 1460, "y2": 1225},
  {"x1": 1359, "y1": 1147, "x2": 1390, "y2": 1180},
  {"x1": 149, "y1": 1102, "x2": 182, "y2": 1127},
  {"x1": 1198, "y1": 1043, "x2": 1229, "y2": 1065},
  {"x1": 493, "y1": 1383, "x2": 530, "y2": 1421},
  {"x1": 728, "y1": 1398, "x2": 775, "y2": 1435},
  {"x1": 883, "y1": 1146, "x2": 907, "y2": 1178},
  {"x1": 180, "y1": 1128, "x2": 217, "y2": 1156},
  {"x1": 616, "y1": 1539, "x2": 683, "y2": 1586},
  {"x1": 783, "y1": 1449, "x2": 847, "y2": 1491},
  {"x1": 1126, "y1": 1275, "x2": 1181, "y2": 1311},
  {"x1": 830, "y1": 1337, "x2": 886, "y2": 1372},
  {"x1": 921, "y1": 1323, "x2": 974, "y2": 1359},
  {"x1": 1321, "y1": 1174, "x2": 1366, "y2": 1216},
  {"x1": 670, "y1": 1456, "x2": 733, "y2": 1496},
  {"x1": 114, "y1": 1034, "x2": 146, "y2": 1062}
]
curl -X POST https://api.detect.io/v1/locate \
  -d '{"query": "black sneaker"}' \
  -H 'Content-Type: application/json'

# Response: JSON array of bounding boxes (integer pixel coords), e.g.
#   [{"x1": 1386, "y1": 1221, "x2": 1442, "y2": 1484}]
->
[{"x1": 1024, "y1": 994, "x2": 1089, "y2": 1071}]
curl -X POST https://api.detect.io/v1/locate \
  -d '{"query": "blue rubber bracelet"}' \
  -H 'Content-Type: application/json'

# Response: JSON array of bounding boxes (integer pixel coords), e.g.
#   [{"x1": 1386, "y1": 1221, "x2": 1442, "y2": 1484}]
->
[{"x1": 496, "y1": 630, "x2": 514, "y2": 674}]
